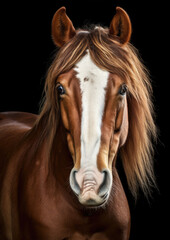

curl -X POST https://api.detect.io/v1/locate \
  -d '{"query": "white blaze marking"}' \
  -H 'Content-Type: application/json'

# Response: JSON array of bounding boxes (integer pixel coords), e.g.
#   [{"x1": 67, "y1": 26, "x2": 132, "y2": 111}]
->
[{"x1": 75, "y1": 51, "x2": 109, "y2": 168}]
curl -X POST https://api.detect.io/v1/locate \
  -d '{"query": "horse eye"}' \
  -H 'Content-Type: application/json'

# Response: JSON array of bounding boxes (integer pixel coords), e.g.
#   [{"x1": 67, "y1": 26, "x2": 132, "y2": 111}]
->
[
  {"x1": 119, "y1": 84, "x2": 128, "y2": 96},
  {"x1": 56, "y1": 84, "x2": 65, "y2": 95}
]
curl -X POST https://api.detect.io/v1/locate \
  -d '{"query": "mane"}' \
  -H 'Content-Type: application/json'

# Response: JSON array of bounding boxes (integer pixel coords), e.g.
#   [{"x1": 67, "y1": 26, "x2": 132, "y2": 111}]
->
[{"x1": 35, "y1": 26, "x2": 157, "y2": 198}]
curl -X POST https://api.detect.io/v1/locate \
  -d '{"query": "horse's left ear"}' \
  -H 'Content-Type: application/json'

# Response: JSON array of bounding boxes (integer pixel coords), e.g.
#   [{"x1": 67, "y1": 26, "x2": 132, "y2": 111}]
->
[
  {"x1": 52, "y1": 7, "x2": 76, "y2": 47},
  {"x1": 109, "y1": 7, "x2": 132, "y2": 45}
]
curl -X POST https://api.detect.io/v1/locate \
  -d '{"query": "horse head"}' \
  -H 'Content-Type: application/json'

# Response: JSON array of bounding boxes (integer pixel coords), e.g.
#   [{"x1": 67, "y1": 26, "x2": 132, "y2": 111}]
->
[{"x1": 50, "y1": 6, "x2": 132, "y2": 207}]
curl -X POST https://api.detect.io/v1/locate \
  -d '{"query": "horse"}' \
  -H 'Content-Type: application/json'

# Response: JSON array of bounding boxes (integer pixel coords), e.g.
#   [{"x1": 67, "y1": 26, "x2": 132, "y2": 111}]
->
[{"x1": 0, "y1": 6, "x2": 157, "y2": 240}]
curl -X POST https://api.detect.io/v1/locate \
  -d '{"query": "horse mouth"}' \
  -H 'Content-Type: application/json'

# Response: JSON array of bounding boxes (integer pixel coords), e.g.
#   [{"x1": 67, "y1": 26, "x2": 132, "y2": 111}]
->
[
  {"x1": 72, "y1": 183, "x2": 109, "y2": 207},
  {"x1": 78, "y1": 193, "x2": 108, "y2": 208},
  {"x1": 78, "y1": 182, "x2": 109, "y2": 207}
]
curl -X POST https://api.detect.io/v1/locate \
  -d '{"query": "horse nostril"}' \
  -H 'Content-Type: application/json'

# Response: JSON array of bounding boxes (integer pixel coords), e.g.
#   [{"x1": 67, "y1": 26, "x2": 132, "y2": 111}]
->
[
  {"x1": 100, "y1": 192, "x2": 108, "y2": 199},
  {"x1": 98, "y1": 170, "x2": 112, "y2": 198},
  {"x1": 69, "y1": 169, "x2": 81, "y2": 196}
]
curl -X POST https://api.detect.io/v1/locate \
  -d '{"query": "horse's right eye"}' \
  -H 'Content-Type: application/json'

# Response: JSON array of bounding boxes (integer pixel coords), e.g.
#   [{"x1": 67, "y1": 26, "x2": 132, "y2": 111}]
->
[{"x1": 56, "y1": 84, "x2": 65, "y2": 96}]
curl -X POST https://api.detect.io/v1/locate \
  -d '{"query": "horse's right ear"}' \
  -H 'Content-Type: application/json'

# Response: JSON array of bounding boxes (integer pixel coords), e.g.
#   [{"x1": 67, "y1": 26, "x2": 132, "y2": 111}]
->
[{"x1": 52, "y1": 7, "x2": 76, "y2": 47}]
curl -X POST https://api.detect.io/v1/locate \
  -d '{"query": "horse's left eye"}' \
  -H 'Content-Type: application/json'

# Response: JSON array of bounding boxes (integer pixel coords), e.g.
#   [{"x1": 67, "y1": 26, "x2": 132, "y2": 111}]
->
[
  {"x1": 119, "y1": 84, "x2": 128, "y2": 96},
  {"x1": 56, "y1": 84, "x2": 65, "y2": 95}
]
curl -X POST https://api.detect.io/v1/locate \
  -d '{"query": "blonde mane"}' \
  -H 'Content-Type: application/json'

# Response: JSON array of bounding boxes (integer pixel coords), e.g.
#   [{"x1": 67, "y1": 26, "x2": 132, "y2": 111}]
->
[{"x1": 36, "y1": 26, "x2": 157, "y2": 198}]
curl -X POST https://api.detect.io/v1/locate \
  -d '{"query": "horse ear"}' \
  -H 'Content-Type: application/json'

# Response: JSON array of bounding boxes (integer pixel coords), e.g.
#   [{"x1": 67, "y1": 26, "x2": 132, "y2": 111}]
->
[
  {"x1": 52, "y1": 7, "x2": 76, "y2": 47},
  {"x1": 109, "y1": 7, "x2": 132, "y2": 45}
]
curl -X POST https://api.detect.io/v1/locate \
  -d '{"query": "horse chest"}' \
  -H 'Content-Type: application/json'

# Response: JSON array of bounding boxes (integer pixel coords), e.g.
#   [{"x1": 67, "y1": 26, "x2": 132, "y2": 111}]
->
[
  {"x1": 16, "y1": 166, "x2": 130, "y2": 240},
  {"x1": 21, "y1": 192, "x2": 129, "y2": 240},
  {"x1": 54, "y1": 197, "x2": 130, "y2": 240}
]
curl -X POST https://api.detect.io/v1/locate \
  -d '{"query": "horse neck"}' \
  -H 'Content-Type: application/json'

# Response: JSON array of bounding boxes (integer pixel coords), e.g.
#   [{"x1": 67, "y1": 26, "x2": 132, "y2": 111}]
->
[{"x1": 47, "y1": 118, "x2": 74, "y2": 189}]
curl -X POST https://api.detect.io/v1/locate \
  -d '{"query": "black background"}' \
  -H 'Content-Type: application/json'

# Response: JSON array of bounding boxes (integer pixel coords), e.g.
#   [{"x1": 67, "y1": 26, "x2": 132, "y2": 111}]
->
[{"x1": 0, "y1": 0, "x2": 168, "y2": 239}]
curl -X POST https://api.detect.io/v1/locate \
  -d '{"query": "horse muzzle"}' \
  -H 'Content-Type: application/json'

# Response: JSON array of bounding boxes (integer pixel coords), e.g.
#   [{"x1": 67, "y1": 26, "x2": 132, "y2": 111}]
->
[{"x1": 69, "y1": 167, "x2": 112, "y2": 207}]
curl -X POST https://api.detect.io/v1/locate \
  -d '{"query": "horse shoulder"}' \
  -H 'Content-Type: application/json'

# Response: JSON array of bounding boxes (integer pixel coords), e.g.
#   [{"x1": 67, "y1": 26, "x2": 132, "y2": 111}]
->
[
  {"x1": 0, "y1": 111, "x2": 37, "y2": 168},
  {"x1": 0, "y1": 111, "x2": 37, "y2": 127},
  {"x1": 0, "y1": 112, "x2": 38, "y2": 238}
]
